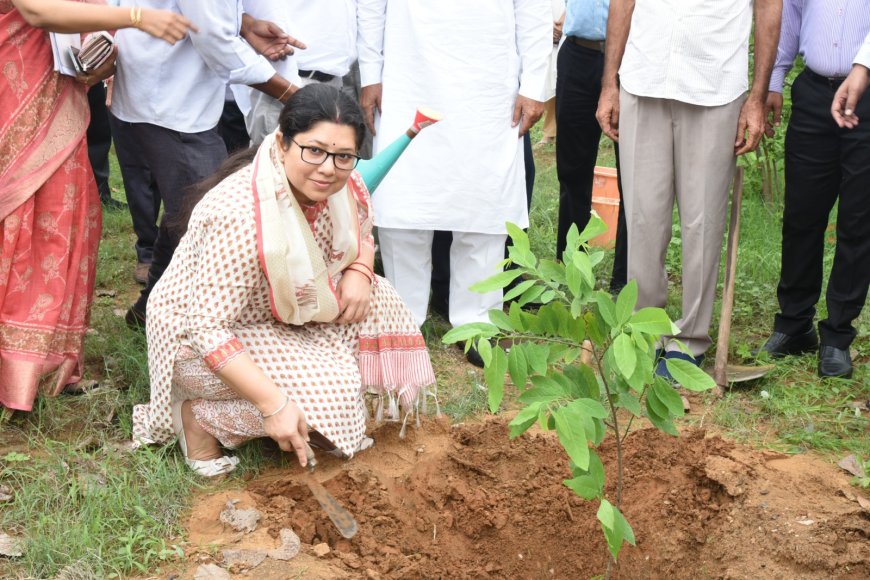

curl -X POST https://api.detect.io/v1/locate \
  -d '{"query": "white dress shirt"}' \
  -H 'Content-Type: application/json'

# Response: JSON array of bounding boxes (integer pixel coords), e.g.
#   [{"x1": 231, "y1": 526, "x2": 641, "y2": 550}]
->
[
  {"x1": 619, "y1": 0, "x2": 753, "y2": 107},
  {"x1": 112, "y1": 0, "x2": 275, "y2": 133},
  {"x1": 856, "y1": 30, "x2": 870, "y2": 68}
]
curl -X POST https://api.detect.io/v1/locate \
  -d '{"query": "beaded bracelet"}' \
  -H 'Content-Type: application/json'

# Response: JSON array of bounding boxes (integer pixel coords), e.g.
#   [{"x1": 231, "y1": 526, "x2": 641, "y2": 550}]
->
[{"x1": 262, "y1": 395, "x2": 290, "y2": 419}]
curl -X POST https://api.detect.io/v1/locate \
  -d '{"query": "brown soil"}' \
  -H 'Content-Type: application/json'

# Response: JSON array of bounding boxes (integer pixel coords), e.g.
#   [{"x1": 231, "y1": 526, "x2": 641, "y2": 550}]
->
[{"x1": 182, "y1": 418, "x2": 870, "y2": 579}]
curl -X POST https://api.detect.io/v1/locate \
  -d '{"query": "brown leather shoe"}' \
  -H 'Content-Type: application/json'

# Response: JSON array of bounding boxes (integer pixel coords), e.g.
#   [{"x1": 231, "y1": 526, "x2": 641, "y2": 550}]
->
[{"x1": 134, "y1": 262, "x2": 150, "y2": 285}]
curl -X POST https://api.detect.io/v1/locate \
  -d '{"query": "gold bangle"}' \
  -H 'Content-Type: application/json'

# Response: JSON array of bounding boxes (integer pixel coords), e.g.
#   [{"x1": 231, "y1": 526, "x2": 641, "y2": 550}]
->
[
  {"x1": 130, "y1": 6, "x2": 142, "y2": 28},
  {"x1": 277, "y1": 84, "x2": 294, "y2": 103}
]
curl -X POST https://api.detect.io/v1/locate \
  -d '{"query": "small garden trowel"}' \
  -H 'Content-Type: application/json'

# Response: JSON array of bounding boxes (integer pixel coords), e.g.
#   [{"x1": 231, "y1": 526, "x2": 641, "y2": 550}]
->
[{"x1": 303, "y1": 444, "x2": 358, "y2": 539}]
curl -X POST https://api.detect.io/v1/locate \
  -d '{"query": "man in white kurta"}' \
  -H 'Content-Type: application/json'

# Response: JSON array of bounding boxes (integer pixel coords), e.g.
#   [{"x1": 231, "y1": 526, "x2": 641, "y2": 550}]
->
[
  {"x1": 235, "y1": 0, "x2": 360, "y2": 144},
  {"x1": 358, "y1": 0, "x2": 551, "y2": 330}
]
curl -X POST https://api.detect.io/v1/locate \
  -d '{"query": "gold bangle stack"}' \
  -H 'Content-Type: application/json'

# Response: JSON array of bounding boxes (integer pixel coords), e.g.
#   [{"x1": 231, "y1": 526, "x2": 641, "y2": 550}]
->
[{"x1": 130, "y1": 6, "x2": 142, "y2": 28}]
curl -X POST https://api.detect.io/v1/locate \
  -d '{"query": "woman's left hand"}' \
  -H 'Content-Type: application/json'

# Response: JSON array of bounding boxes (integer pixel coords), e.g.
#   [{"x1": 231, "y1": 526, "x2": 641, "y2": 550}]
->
[
  {"x1": 336, "y1": 269, "x2": 372, "y2": 324},
  {"x1": 75, "y1": 46, "x2": 117, "y2": 88}
]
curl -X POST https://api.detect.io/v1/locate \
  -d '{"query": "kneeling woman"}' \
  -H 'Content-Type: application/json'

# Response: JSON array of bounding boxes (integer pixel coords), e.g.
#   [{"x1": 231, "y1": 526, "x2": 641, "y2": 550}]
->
[{"x1": 132, "y1": 85, "x2": 435, "y2": 476}]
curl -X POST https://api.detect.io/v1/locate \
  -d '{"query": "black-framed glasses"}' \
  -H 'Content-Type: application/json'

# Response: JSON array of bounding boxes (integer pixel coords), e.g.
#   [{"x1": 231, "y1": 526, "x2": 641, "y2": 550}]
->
[{"x1": 291, "y1": 139, "x2": 361, "y2": 170}]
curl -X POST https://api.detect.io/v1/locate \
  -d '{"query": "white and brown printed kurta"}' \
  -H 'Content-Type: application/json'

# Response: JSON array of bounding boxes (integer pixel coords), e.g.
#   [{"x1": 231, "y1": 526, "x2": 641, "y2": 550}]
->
[{"x1": 132, "y1": 166, "x2": 435, "y2": 457}]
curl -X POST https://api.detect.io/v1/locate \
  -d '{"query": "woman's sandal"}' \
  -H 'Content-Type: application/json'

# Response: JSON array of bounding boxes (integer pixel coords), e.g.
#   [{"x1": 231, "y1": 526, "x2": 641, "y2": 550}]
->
[{"x1": 171, "y1": 401, "x2": 239, "y2": 477}]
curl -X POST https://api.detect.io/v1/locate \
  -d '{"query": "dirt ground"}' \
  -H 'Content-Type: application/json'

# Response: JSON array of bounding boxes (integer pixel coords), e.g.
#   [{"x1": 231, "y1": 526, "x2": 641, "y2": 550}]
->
[{"x1": 180, "y1": 417, "x2": 869, "y2": 580}]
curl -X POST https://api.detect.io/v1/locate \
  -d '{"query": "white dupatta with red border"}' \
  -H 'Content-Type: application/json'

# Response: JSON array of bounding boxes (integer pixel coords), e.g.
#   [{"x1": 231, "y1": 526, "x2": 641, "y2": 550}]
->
[{"x1": 250, "y1": 131, "x2": 363, "y2": 325}]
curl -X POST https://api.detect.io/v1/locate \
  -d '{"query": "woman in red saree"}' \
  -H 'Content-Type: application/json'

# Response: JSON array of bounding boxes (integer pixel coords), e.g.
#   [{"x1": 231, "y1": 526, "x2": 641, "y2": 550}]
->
[{"x1": 0, "y1": 0, "x2": 193, "y2": 412}]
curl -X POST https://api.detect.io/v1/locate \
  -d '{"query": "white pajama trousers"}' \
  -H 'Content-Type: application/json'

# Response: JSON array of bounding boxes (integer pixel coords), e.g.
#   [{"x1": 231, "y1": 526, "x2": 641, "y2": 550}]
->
[{"x1": 377, "y1": 228, "x2": 507, "y2": 328}]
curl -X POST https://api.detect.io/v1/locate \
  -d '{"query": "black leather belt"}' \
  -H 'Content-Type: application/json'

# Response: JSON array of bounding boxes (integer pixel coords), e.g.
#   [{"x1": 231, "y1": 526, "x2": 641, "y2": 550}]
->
[
  {"x1": 805, "y1": 68, "x2": 847, "y2": 89},
  {"x1": 566, "y1": 36, "x2": 605, "y2": 53},
  {"x1": 298, "y1": 69, "x2": 336, "y2": 83}
]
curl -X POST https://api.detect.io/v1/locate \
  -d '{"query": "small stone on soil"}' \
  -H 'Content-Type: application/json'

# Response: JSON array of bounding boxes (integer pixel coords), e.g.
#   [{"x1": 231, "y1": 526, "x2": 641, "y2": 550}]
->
[
  {"x1": 194, "y1": 563, "x2": 230, "y2": 580},
  {"x1": 0, "y1": 532, "x2": 23, "y2": 558},
  {"x1": 222, "y1": 548, "x2": 266, "y2": 569},
  {"x1": 0, "y1": 485, "x2": 13, "y2": 503},
  {"x1": 312, "y1": 542, "x2": 331, "y2": 557},
  {"x1": 267, "y1": 528, "x2": 301, "y2": 561},
  {"x1": 219, "y1": 499, "x2": 261, "y2": 533}
]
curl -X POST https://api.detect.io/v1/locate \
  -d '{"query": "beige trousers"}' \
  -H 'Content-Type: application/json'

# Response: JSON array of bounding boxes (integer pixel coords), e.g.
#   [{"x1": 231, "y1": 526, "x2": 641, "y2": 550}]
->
[{"x1": 618, "y1": 88, "x2": 744, "y2": 356}]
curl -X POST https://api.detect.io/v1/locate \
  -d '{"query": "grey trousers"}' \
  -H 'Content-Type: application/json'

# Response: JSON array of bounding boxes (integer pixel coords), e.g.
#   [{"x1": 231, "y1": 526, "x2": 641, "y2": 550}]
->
[{"x1": 618, "y1": 88, "x2": 744, "y2": 356}]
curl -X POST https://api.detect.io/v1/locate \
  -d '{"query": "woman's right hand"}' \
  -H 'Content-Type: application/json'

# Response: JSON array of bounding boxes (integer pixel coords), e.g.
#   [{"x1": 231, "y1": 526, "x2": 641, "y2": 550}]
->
[
  {"x1": 262, "y1": 398, "x2": 310, "y2": 467},
  {"x1": 139, "y1": 9, "x2": 197, "y2": 45}
]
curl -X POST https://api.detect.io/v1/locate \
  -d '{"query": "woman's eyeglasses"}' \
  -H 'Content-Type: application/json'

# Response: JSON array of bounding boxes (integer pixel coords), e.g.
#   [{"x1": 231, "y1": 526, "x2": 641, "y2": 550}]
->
[{"x1": 292, "y1": 140, "x2": 361, "y2": 170}]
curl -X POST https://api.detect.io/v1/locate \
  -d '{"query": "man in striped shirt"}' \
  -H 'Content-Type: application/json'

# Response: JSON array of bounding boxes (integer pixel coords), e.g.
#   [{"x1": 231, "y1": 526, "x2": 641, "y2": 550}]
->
[
  {"x1": 596, "y1": 0, "x2": 782, "y2": 379},
  {"x1": 758, "y1": 1, "x2": 870, "y2": 379}
]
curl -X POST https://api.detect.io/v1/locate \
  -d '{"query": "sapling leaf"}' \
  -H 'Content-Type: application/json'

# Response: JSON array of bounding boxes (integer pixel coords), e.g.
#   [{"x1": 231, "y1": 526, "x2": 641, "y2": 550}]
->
[
  {"x1": 567, "y1": 457, "x2": 603, "y2": 497},
  {"x1": 519, "y1": 375, "x2": 566, "y2": 404},
  {"x1": 566, "y1": 397, "x2": 609, "y2": 419},
  {"x1": 572, "y1": 251, "x2": 595, "y2": 287},
  {"x1": 508, "y1": 301, "x2": 525, "y2": 330},
  {"x1": 554, "y1": 404, "x2": 590, "y2": 470},
  {"x1": 645, "y1": 396, "x2": 679, "y2": 436},
  {"x1": 571, "y1": 296, "x2": 584, "y2": 318},
  {"x1": 442, "y1": 322, "x2": 499, "y2": 344},
  {"x1": 538, "y1": 304, "x2": 561, "y2": 335},
  {"x1": 589, "y1": 250, "x2": 605, "y2": 267},
  {"x1": 469, "y1": 269, "x2": 524, "y2": 293},
  {"x1": 631, "y1": 330, "x2": 649, "y2": 353},
  {"x1": 584, "y1": 311, "x2": 606, "y2": 344},
  {"x1": 597, "y1": 499, "x2": 636, "y2": 560},
  {"x1": 652, "y1": 381, "x2": 685, "y2": 417},
  {"x1": 563, "y1": 364, "x2": 600, "y2": 399},
  {"x1": 507, "y1": 344, "x2": 528, "y2": 388},
  {"x1": 593, "y1": 292, "x2": 618, "y2": 328},
  {"x1": 538, "y1": 259, "x2": 566, "y2": 284},
  {"x1": 508, "y1": 402, "x2": 542, "y2": 438},
  {"x1": 484, "y1": 345, "x2": 508, "y2": 413},
  {"x1": 565, "y1": 223, "x2": 580, "y2": 255},
  {"x1": 506, "y1": 222, "x2": 530, "y2": 252},
  {"x1": 665, "y1": 358, "x2": 716, "y2": 392},
  {"x1": 614, "y1": 280, "x2": 638, "y2": 327},
  {"x1": 504, "y1": 279, "x2": 536, "y2": 301},
  {"x1": 508, "y1": 245, "x2": 537, "y2": 269},
  {"x1": 540, "y1": 290, "x2": 556, "y2": 304},
  {"x1": 617, "y1": 391, "x2": 643, "y2": 416},
  {"x1": 578, "y1": 212, "x2": 608, "y2": 243},
  {"x1": 524, "y1": 343, "x2": 550, "y2": 376},
  {"x1": 488, "y1": 309, "x2": 515, "y2": 332},
  {"x1": 612, "y1": 333, "x2": 637, "y2": 379},
  {"x1": 518, "y1": 284, "x2": 546, "y2": 307},
  {"x1": 477, "y1": 337, "x2": 493, "y2": 367},
  {"x1": 646, "y1": 385, "x2": 670, "y2": 419},
  {"x1": 566, "y1": 260, "x2": 582, "y2": 297},
  {"x1": 627, "y1": 307, "x2": 674, "y2": 335}
]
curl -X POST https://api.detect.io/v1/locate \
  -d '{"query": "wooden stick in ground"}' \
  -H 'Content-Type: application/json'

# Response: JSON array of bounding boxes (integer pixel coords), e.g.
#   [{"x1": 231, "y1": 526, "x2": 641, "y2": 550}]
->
[{"x1": 713, "y1": 167, "x2": 745, "y2": 396}]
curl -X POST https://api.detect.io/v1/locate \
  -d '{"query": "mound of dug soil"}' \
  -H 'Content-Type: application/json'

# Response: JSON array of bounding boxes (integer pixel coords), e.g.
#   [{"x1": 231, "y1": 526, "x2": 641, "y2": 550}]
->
[{"x1": 185, "y1": 419, "x2": 869, "y2": 579}]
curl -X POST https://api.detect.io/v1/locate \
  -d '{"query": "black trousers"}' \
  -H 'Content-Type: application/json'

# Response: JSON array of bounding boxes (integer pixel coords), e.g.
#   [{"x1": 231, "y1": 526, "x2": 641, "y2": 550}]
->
[
  {"x1": 109, "y1": 114, "x2": 162, "y2": 264},
  {"x1": 120, "y1": 123, "x2": 227, "y2": 314},
  {"x1": 86, "y1": 83, "x2": 112, "y2": 203},
  {"x1": 217, "y1": 98, "x2": 250, "y2": 155},
  {"x1": 430, "y1": 132, "x2": 535, "y2": 310},
  {"x1": 555, "y1": 41, "x2": 627, "y2": 290},
  {"x1": 774, "y1": 69, "x2": 870, "y2": 349}
]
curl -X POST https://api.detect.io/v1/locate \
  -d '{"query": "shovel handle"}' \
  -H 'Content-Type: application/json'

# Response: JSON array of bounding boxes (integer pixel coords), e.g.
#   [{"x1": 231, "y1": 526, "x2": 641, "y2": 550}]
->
[{"x1": 713, "y1": 167, "x2": 744, "y2": 389}]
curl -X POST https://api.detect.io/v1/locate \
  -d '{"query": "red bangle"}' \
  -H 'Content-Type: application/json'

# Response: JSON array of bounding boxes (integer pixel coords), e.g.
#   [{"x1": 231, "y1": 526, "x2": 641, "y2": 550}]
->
[
  {"x1": 345, "y1": 264, "x2": 373, "y2": 285},
  {"x1": 350, "y1": 261, "x2": 374, "y2": 278}
]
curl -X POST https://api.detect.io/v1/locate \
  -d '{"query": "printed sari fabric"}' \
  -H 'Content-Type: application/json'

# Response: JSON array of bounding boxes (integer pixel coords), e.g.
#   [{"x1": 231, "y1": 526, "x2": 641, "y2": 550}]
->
[
  {"x1": 0, "y1": 6, "x2": 101, "y2": 411},
  {"x1": 134, "y1": 134, "x2": 435, "y2": 457}
]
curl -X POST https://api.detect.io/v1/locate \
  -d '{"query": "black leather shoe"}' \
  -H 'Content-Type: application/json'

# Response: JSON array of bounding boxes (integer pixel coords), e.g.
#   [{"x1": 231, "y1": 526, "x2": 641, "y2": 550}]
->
[
  {"x1": 755, "y1": 328, "x2": 818, "y2": 358},
  {"x1": 125, "y1": 305, "x2": 146, "y2": 332},
  {"x1": 456, "y1": 343, "x2": 485, "y2": 368},
  {"x1": 818, "y1": 345, "x2": 853, "y2": 379}
]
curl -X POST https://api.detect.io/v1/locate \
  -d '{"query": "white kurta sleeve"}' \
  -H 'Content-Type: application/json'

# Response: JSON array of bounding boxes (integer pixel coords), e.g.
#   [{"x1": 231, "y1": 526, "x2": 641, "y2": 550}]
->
[
  {"x1": 514, "y1": 0, "x2": 553, "y2": 101},
  {"x1": 855, "y1": 30, "x2": 870, "y2": 68},
  {"x1": 240, "y1": 0, "x2": 302, "y2": 86},
  {"x1": 178, "y1": 0, "x2": 276, "y2": 86},
  {"x1": 357, "y1": 0, "x2": 387, "y2": 86}
]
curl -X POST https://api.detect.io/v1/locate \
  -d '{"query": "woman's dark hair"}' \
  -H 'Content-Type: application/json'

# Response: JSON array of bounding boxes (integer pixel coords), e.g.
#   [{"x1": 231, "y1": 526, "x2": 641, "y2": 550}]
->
[{"x1": 173, "y1": 84, "x2": 367, "y2": 236}]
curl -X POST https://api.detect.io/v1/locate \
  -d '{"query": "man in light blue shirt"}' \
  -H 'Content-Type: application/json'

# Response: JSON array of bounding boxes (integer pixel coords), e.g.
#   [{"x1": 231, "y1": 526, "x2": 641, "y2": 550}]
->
[
  {"x1": 555, "y1": 0, "x2": 626, "y2": 294},
  {"x1": 110, "y1": 0, "x2": 299, "y2": 328}
]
